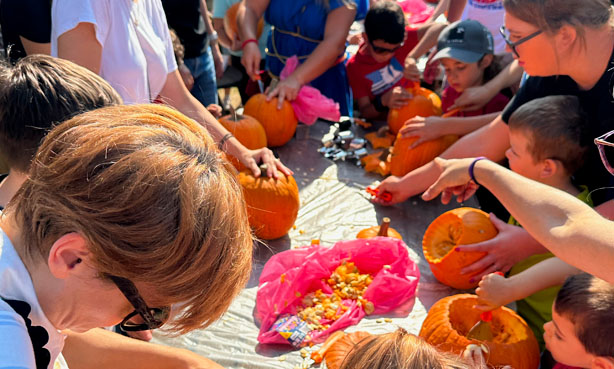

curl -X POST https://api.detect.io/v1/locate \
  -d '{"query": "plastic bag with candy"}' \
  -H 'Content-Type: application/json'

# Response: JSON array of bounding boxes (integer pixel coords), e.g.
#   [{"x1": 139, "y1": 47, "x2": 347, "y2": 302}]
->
[{"x1": 255, "y1": 237, "x2": 420, "y2": 345}]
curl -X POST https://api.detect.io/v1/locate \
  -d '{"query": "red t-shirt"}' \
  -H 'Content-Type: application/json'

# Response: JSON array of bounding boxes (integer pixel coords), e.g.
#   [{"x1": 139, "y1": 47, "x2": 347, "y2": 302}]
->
[
  {"x1": 441, "y1": 86, "x2": 510, "y2": 117},
  {"x1": 346, "y1": 27, "x2": 420, "y2": 101}
]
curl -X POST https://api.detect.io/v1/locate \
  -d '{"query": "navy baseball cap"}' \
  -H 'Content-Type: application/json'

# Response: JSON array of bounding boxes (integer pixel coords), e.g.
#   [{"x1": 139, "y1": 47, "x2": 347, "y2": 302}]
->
[{"x1": 432, "y1": 19, "x2": 494, "y2": 63}]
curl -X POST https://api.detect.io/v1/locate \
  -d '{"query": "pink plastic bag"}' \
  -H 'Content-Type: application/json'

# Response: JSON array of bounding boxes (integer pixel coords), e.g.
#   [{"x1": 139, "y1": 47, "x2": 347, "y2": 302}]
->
[
  {"x1": 398, "y1": 0, "x2": 434, "y2": 25},
  {"x1": 279, "y1": 56, "x2": 340, "y2": 125},
  {"x1": 256, "y1": 237, "x2": 420, "y2": 345}
]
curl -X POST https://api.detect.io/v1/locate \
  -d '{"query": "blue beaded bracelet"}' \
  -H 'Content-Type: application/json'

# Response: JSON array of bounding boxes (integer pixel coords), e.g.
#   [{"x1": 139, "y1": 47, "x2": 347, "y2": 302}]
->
[{"x1": 468, "y1": 157, "x2": 487, "y2": 185}]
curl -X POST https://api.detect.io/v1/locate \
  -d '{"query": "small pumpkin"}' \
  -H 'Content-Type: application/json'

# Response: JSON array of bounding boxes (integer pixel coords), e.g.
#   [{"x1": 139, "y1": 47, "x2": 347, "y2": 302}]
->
[
  {"x1": 387, "y1": 86, "x2": 442, "y2": 135},
  {"x1": 422, "y1": 207, "x2": 497, "y2": 289},
  {"x1": 323, "y1": 331, "x2": 372, "y2": 369},
  {"x1": 238, "y1": 164, "x2": 300, "y2": 240},
  {"x1": 223, "y1": 2, "x2": 264, "y2": 42},
  {"x1": 218, "y1": 113, "x2": 267, "y2": 170},
  {"x1": 243, "y1": 93, "x2": 298, "y2": 147},
  {"x1": 389, "y1": 134, "x2": 458, "y2": 177},
  {"x1": 356, "y1": 217, "x2": 402, "y2": 240},
  {"x1": 419, "y1": 294, "x2": 540, "y2": 369}
]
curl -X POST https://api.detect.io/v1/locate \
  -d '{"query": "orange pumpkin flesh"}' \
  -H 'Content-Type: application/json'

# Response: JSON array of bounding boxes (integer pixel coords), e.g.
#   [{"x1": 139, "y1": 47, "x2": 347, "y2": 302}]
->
[
  {"x1": 244, "y1": 94, "x2": 298, "y2": 147},
  {"x1": 387, "y1": 87, "x2": 442, "y2": 135},
  {"x1": 218, "y1": 114, "x2": 267, "y2": 170},
  {"x1": 422, "y1": 208, "x2": 497, "y2": 289},
  {"x1": 356, "y1": 217, "x2": 402, "y2": 240},
  {"x1": 390, "y1": 134, "x2": 458, "y2": 177},
  {"x1": 420, "y1": 294, "x2": 540, "y2": 369},
  {"x1": 324, "y1": 331, "x2": 372, "y2": 369},
  {"x1": 238, "y1": 165, "x2": 300, "y2": 240},
  {"x1": 223, "y1": 2, "x2": 264, "y2": 42}
]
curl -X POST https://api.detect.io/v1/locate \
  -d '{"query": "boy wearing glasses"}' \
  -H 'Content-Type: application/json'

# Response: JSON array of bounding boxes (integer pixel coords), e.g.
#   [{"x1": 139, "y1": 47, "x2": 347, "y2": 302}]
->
[
  {"x1": 474, "y1": 95, "x2": 591, "y2": 352},
  {"x1": 346, "y1": 1, "x2": 445, "y2": 120}
]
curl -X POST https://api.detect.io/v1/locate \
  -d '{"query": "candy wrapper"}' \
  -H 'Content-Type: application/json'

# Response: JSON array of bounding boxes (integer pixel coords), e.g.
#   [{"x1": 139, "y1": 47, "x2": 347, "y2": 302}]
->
[
  {"x1": 271, "y1": 315, "x2": 313, "y2": 347},
  {"x1": 256, "y1": 237, "x2": 420, "y2": 345}
]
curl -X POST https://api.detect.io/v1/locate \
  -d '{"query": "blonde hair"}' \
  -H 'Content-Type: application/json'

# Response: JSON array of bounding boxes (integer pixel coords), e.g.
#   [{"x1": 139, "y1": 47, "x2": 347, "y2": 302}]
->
[
  {"x1": 339, "y1": 329, "x2": 475, "y2": 369},
  {"x1": 7, "y1": 104, "x2": 253, "y2": 334}
]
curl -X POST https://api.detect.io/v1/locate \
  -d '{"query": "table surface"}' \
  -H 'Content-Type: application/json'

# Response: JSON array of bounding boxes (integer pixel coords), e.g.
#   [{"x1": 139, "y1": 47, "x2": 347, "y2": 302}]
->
[{"x1": 152, "y1": 119, "x2": 475, "y2": 368}]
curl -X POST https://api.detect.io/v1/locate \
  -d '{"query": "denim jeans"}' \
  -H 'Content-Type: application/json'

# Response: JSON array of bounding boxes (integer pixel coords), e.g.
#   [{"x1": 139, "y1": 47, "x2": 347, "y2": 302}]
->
[{"x1": 184, "y1": 46, "x2": 218, "y2": 106}]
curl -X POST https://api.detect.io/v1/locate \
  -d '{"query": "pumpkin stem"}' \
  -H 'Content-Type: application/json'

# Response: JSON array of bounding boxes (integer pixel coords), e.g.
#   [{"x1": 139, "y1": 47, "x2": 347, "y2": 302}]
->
[
  {"x1": 378, "y1": 217, "x2": 391, "y2": 237},
  {"x1": 259, "y1": 163, "x2": 269, "y2": 177}
]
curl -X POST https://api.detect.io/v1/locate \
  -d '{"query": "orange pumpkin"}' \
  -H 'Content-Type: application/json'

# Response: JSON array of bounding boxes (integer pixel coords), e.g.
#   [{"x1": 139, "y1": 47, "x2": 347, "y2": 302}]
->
[
  {"x1": 422, "y1": 207, "x2": 497, "y2": 289},
  {"x1": 387, "y1": 86, "x2": 442, "y2": 135},
  {"x1": 356, "y1": 217, "x2": 402, "y2": 240},
  {"x1": 323, "y1": 331, "x2": 372, "y2": 369},
  {"x1": 389, "y1": 134, "x2": 458, "y2": 177},
  {"x1": 419, "y1": 294, "x2": 540, "y2": 369},
  {"x1": 243, "y1": 93, "x2": 298, "y2": 147},
  {"x1": 218, "y1": 114, "x2": 267, "y2": 170},
  {"x1": 238, "y1": 164, "x2": 300, "y2": 240},
  {"x1": 223, "y1": 2, "x2": 264, "y2": 42}
]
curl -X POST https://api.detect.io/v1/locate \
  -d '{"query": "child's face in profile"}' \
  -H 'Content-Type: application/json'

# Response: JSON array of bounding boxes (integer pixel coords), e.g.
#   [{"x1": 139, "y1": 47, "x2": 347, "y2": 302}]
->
[
  {"x1": 440, "y1": 58, "x2": 484, "y2": 93},
  {"x1": 367, "y1": 37, "x2": 402, "y2": 64},
  {"x1": 505, "y1": 129, "x2": 543, "y2": 181},
  {"x1": 544, "y1": 306, "x2": 593, "y2": 368}
]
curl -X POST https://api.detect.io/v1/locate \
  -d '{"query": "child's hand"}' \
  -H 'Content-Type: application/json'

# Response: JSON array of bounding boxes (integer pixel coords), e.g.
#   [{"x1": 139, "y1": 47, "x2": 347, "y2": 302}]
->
[
  {"x1": 403, "y1": 57, "x2": 420, "y2": 81},
  {"x1": 399, "y1": 116, "x2": 447, "y2": 147},
  {"x1": 206, "y1": 104, "x2": 223, "y2": 118},
  {"x1": 475, "y1": 272, "x2": 516, "y2": 310},
  {"x1": 381, "y1": 86, "x2": 411, "y2": 109}
]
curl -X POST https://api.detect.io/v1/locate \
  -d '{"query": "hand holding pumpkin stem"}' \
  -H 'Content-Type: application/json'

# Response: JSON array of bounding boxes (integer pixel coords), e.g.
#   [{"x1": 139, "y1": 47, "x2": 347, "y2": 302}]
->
[
  {"x1": 381, "y1": 86, "x2": 411, "y2": 109},
  {"x1": 403, "y1": 56, "x2": 421, "y2": 81}
]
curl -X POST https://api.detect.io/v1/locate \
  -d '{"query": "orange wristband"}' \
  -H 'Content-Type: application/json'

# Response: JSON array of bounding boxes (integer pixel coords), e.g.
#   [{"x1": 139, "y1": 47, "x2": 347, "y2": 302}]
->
[{"x1": 241, "y1": 38, "x2": 258, "y2": 49}]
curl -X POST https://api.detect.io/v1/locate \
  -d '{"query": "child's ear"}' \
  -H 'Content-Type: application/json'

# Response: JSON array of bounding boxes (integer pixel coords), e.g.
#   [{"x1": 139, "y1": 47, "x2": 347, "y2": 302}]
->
[
  {"x1": 539, "y1": 158, "x2": 559, "y2": 179},
  {"x1": 478, "y1": 54, "x2": 494, "y2": 69},
  {"x1": 591, "y1": 356, "x2": 614, "y2": 369}
]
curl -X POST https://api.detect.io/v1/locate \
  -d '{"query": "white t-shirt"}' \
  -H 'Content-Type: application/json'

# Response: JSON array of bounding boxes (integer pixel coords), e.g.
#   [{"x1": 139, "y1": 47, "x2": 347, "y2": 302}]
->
[
  {"x1": 0, "y1": 229, "x2": 68, "y2": 369},
  {"x1": 51, "y1": 0, "x2": 178, "y2": 104},
  {"x1": 462, "y1": 0, "x2": 506, "y2": 54}
]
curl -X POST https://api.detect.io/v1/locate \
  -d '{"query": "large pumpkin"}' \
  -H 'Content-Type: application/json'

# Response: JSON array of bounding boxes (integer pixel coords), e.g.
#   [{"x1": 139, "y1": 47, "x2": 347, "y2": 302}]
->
[
  {"x1": 422, "y1": 207, "x2": 497, "y2": 289},
  {"x1": 219, "y1": 114, "x2": 267, "y2": 170},
  {"x1": 323, "y1": 331, "x2": 372, "y2": 369},
  {"x1": 387, "y1": 86, "x2": 442, "y2": 135},
  {"x1": 356, "y1": 217, "x2": 402, "y2": 240},
  {"x1": 238, "y1": 165, "x2": 300, "y2": 240},
  {"x1": 223, "y1": 2, "x2": 264, "y2": 42},
  {"x1": 243, "y1": 93, "x2": 298, "y2": 147},
  {"x1": 419, "y1": 294, "x2": 540, "y2": 369},
  {"x1": 389, "y1": 134, "x2": 458, "y2": 177}
]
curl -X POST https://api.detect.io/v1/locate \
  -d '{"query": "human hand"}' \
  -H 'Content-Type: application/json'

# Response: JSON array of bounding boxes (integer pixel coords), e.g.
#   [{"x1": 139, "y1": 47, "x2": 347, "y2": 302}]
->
[
  {"x1": 381, "y1": 86, "x2": 411, "y2": 109},
  {"x1": 178, "y1": 64, "x2": 194, "y2": 91},
  {"x1": 475, "y1": 272, "x2": 515, "y2": 311},
  {"x1": 347, "y1": 33, "x2": 363, "y2": 45},
  {"x1": 266, "y1": 75, "x2": 302, "y2": 109},
  {"x1": 462, "y1": 344, "x2": 488, "y2": 369},
  {"x1": 448, "y1": 85, "x2": 495, "y2": 112},
  {"x1": 241, "y1": 42, "x2": 262, "y2": 79},
  {"x1": 239, "y1": 147, "x2": 294, "y2": 179},
  {"x1": 422, "y1": 157, "x2": 480, "y2": 204},
  {"x1": 399, "y1": 115, "x2": 447, "y2": 146},
  {"x1": 371, "y1": 176, "x2": 411, "y2": 205},
  {"x1": 403, "y1": 56, "x2": 421, "y2": 81},
  {"x1": 206, "y1": 104, "x2": 223, "y2": 118},
  {"x1": 455, "y1": 214, "x2": 529, "y2": 281}
]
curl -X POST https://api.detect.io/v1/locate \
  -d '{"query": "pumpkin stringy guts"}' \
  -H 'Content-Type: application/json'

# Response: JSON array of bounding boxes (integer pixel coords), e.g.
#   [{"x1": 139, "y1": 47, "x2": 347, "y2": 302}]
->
[{"x1": 296, "y1": 261, "x2": 374, "y2": 331}]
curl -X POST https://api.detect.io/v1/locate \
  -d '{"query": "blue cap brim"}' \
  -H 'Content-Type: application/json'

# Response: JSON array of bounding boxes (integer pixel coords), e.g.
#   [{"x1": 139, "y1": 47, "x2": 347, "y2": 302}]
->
[{"x1": 432, "y1": 47, "x2": 484, "y2": 63}]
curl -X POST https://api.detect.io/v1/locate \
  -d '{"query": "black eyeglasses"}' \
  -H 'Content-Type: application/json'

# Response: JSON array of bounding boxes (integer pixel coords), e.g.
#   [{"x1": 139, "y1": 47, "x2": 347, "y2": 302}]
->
[
  {"x1": 108, "y1": 275, "x2": 171, "y2": 332},
  {"x1": 499, "y1": 26, "x2": 542, "y2": 58},
  {"x1": 369, "y1": 39, "x2": 402, "y2": 54},
  {"x1": 595, "y1": 130, "x2": 614, "y2": 175}
]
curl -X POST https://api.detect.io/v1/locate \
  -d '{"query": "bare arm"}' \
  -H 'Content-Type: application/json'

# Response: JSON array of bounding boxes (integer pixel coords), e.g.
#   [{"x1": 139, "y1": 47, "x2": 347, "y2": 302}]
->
[
  {"x1": 423, "y1": 158, "x2": 614, "y2": 284},
  {"x1": 200, "y1": 0, "x2": 224, "y2": 78},
  {"x1": 239, "y1": 0, "x2": 269, "y2": 78},
  {"x1": 62, "y1": 328, "x2": 224, "y2": 369},
  {"x1": 20, "y1": 37, "x2": 50, "y2": 55},
  {"x1": 56, "y1": 22, "x2": 102, "y2": 74}
]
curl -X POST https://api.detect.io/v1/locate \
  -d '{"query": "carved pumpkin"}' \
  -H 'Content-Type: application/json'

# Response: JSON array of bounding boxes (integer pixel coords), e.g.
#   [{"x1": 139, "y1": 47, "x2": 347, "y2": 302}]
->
[
  {"x1": 218, "y1": 114, "x2": 267, "y2": 170},
  {"x1": 419, "y1": 294, "x2": 540, "y2": 369},
  {"x1": 223, "y1": 2, "x2": 264, "y2": 42},
  {"x1": 387, "y1": 86, "x2": 442, "y2": 135},
  {"x1": 323, "y1": 331, "x2": 372, "y2": 369},
  {"x1": 356, "y1": 217, "x2": 402, "y2": 240},
  {"x1": 422, "y1": 207, "x2": 497, "y2": 289},
  {"x1": 389, "y1": 134, "x2": 458, "y2": 177},
  {"x1": 238, "y1": 164, "x2": 300, "y2": 240},
  {"x1": 243, "y1": 93, "x2": 298, "y2": 147}
]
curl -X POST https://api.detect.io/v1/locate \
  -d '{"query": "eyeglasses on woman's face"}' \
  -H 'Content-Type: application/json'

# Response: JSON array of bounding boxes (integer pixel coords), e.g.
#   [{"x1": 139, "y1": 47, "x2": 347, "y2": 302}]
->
[
  {"x1": 107, "y1": 275, "x2": 171, "y2": 332},
  {"x1": 499, "y1": 26, "x2": 543, "y2": 58},
  {"x1": 595, "y1": 130, "x2": 614, "y2": 176}
]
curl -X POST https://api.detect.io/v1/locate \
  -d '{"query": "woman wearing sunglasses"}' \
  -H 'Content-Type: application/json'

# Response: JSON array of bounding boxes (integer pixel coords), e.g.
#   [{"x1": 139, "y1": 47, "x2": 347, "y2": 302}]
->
[
  {"x1": 376, "y1": 0, "x2": 614, "y2": 279},
  {"x1": 0, "y1": 104, "x2": 253, "y2": 368}
]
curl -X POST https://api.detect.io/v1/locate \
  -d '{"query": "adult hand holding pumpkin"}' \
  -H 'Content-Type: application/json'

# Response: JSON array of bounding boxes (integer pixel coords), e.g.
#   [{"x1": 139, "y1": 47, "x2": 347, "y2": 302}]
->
[
  {"x1": 239, "y1": 147, "x2": 293, "y2": 179},
  {"x1": 400, "y1": 115, "x2": 448, "y2": 147},
  {"x1": 266, "y1": 74, "x2": 302, "y2": 109}
]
